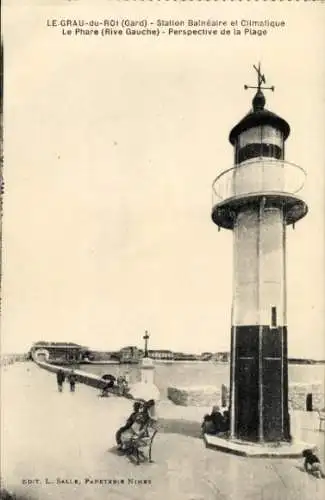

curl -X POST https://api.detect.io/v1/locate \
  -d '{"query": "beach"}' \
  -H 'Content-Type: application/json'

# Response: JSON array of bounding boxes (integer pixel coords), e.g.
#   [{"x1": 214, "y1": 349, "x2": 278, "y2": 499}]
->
[{"x1": 1, "y1": 362, "x2": 324, "y2": 500}]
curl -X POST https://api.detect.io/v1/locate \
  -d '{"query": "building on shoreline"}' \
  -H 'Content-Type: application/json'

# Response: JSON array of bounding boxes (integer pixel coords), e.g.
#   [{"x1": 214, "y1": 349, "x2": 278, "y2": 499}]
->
[
  {"x1": 117, "y1": 345, "x2": 142, "y2": 364},
  {"x1": 29, "y1": 342, "x2": 88, "y2": 364},
  {"x1": 148, "y1": 349, "x2": 174, "y2": 361}
]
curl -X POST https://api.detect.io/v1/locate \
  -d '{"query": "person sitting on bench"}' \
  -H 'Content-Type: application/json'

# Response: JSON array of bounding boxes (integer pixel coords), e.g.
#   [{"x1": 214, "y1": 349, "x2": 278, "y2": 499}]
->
[
  {"x1": 119, "y1": 412, "x2": 154, "y2": 462},
  {"x1": 116, "y1": 401, "x2": 142, "y2": 449},
  {"x1": 210, "y1": 405, "x2": 224, "y2": 434},
  {"x1": 201, "y1": 405, "x2": 224, "y2": 435},
  {"x1": 100, "y1": 374, "x2": 116, "y2": 397}
]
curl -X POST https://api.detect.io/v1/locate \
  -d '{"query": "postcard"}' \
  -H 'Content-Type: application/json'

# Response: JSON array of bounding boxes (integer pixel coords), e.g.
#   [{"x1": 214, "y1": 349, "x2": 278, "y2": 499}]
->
[{"x1": 1, "y1": 1, "x2": 324, "y2": 499}]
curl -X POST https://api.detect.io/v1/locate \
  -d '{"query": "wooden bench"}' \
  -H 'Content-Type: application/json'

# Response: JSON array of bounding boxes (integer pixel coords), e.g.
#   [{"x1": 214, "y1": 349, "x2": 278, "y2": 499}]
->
[{"x1": 317, "y1": 409, "x2": 325, "y2": 431}]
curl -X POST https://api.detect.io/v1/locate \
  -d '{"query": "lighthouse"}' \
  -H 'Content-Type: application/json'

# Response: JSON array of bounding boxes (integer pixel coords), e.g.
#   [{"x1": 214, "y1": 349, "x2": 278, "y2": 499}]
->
[{"x1": 211, "y1": 65, "x2": 308, "y2": 443}]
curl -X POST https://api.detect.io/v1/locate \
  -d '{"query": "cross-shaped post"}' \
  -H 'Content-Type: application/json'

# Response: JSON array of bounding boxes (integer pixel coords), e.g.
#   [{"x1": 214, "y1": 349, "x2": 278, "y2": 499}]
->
[{"x1": 143, "y1": 330, "x2": 150, "y2": 358}]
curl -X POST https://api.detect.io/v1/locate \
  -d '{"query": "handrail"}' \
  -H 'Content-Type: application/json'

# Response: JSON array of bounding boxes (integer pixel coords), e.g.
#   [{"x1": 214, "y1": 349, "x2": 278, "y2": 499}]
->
[{"x1": 212, "y1": 159, "x2": 306, "y2": 202}]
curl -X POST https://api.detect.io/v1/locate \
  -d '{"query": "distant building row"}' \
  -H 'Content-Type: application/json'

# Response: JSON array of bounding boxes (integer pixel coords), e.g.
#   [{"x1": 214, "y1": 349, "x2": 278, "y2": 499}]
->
[
  {"x1": 27, "y1": 342, "x2": 230, "y2": 365},
  {"x1": 118, "y1": 346, "x2": 230, "y2": 363}
]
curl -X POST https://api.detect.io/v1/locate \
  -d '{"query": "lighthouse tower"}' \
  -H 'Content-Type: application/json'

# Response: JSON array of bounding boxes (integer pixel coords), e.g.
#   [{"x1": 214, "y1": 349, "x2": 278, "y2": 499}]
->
[{"x1": 211, "y1": 65, "x2": 308, "y2": 443}]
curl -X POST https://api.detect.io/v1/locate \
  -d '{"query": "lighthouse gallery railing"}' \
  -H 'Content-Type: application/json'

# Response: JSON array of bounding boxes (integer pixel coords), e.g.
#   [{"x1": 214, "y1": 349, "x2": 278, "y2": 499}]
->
[{"x1": 212, "y1": 159, "x2": 306, "y2": 205}]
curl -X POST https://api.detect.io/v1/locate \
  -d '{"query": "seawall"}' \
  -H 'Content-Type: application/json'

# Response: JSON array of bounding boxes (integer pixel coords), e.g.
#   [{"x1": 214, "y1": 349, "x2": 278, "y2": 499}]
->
[
  {"x1": 168, "y1": 382, "x2": 325, "y2": 411},
  {"x1": 36, "y1": 361, "x2": 122, "y2": 393}
]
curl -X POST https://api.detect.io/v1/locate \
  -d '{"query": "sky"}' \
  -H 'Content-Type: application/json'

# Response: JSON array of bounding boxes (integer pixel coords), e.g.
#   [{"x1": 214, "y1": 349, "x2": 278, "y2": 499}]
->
[{"x1": 1, "y1": 1, "x2": 325, "y2": 358}]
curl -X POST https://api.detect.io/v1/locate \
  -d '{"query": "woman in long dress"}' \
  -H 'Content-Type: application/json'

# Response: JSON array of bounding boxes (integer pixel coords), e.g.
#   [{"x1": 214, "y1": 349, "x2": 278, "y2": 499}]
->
[{"x1": 120, "y1": 412, "x2": 148, "y2": 452}]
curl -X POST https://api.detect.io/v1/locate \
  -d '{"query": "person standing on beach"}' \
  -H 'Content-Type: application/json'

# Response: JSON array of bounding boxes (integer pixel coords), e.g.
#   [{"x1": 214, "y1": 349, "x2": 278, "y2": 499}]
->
[
  {"x1": 124, "y1": 371, "x2": 130, "y2": 386},
  {"x1": 68, "y1": 371, "x2": 77, "y2": 392},
  {"x1": 117, "y1": 375, "x2": 128, "y2": 396},
  {"x1": 56, "y1": 369, "x2": 65, "y2": 392}
]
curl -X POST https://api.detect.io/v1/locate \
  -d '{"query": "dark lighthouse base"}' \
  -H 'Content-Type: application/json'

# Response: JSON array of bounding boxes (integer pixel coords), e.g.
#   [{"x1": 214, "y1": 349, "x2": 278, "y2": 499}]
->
[{"x1": 229, "y1": 325, "x2": 291, "y2": 443}]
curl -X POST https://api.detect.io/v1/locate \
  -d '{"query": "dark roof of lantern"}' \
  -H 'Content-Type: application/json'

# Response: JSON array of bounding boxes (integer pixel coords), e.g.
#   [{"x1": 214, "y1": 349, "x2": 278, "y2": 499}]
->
[{"x1": 229, "y1": 90, "x2": 290, "y2": 145}]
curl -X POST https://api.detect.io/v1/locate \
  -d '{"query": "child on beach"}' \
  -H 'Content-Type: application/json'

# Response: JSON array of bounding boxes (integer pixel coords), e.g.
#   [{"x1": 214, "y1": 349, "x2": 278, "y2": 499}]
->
[
  {"x1": 68, "y1": 371, "x2": 77, "y2": 392},
  {"x1": 303, "y1": 449, "x2": 325, "y2": 479}
]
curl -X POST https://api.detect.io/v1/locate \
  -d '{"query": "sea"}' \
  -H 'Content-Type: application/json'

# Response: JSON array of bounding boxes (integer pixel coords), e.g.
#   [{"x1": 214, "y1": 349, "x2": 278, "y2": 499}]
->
[{"x1": 81, "y1": 362, "x2": 325, "y2": 400}]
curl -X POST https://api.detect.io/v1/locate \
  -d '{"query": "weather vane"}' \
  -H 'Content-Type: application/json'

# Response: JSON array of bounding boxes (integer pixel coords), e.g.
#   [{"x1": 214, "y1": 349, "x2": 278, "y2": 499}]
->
[{"x1": 244, "y1": 63, "x2": 275, "y2": 93}]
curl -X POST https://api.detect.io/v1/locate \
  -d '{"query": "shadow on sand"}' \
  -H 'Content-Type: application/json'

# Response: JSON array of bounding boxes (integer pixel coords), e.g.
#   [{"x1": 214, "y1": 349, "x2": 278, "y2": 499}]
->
[
  {"x1": 158, "y1": 418, "x2": 202, "y2": 439},
  {"x1": 107, "y1": 445, "x2": 125, "y2": 456}
]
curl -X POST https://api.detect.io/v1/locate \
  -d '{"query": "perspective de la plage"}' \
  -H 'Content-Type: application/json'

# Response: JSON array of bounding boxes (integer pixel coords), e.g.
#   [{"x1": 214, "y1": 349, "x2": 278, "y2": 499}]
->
[{"x1": 46, "y1": 19, "x2": 286, "y2": 37}]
